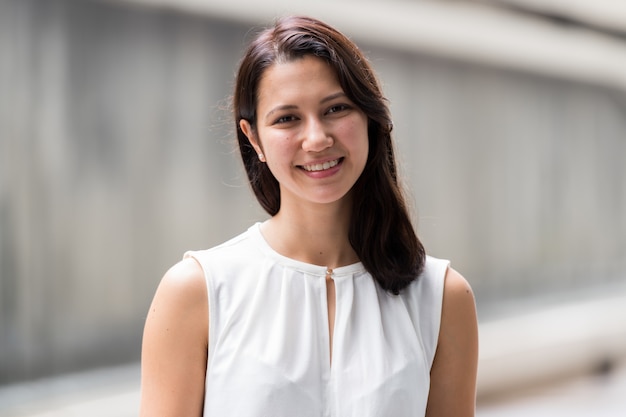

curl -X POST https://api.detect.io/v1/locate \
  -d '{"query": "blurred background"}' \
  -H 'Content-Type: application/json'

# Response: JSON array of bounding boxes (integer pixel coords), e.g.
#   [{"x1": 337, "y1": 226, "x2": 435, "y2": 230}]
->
[{"x1": 1, "y1": 0, "x2": 625, "y2": 415}]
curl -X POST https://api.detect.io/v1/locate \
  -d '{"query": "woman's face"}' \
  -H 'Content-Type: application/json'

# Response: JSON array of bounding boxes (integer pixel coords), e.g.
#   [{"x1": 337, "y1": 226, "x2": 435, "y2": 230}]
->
[{"x1": 240, "y1": 55, "x2": 369, "y2": 210}]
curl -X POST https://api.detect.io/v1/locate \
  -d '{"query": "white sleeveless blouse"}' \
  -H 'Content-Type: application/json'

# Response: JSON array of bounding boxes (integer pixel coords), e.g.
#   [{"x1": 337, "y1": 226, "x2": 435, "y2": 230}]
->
[{"x1": 185, "y1": 223, "x2": 448, "y2": 417}]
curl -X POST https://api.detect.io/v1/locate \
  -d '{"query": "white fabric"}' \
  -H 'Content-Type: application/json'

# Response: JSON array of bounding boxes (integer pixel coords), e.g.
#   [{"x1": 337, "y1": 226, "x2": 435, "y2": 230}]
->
[{"x1": 184, "y1": 223, "x2": 448, "y2": 417}]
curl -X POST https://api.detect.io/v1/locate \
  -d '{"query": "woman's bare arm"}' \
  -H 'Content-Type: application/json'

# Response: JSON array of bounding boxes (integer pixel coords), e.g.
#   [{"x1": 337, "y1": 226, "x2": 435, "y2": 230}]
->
[
  {"x1": 139, "y1": 258, "x2": 208, "y2": 417},
  {"x1": 426, "y1": 267, "x2": 479, "y2": 417}
]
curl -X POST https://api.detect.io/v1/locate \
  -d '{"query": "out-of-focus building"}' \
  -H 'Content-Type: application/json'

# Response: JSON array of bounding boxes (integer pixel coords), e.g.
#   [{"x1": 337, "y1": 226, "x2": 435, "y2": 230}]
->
[{"x1": 1, "y1": 0, "x2": 625, "y2": 398}]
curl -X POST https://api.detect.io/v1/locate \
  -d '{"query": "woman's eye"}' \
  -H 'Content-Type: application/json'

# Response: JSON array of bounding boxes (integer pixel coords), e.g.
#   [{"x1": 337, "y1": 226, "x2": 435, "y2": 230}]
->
[
  {"x1": 275, "y1": 115, "x2": 296, "y2": 124},
  {"x1": 327, "y1": 104, "x2": 348, "y2": 114}
]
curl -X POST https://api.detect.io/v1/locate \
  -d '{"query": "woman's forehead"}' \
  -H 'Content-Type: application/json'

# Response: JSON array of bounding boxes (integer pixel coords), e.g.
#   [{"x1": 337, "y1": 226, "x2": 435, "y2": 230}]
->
[{"x1": 257, "y1": 57, "x2": 341, "y2": 103}]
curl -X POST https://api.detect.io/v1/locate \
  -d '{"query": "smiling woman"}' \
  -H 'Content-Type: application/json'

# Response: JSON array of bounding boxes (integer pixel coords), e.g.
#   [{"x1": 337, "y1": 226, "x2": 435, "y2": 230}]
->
[{"x1": 140, "y1": 15, "x2": 478, "y2": 417}]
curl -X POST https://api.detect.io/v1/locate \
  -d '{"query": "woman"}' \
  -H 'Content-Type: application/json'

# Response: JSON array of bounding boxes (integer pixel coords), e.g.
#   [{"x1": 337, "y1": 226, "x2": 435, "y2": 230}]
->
[{"x1": 140, "y1": 15, "x2": 478, "y2": 417}]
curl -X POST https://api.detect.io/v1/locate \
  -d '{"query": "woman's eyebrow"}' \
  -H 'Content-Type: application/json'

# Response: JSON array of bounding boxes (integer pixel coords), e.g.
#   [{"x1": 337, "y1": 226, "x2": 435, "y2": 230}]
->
[
  {"x1": 321, "y1": 92, "x2": 347, "y2": 104},
  {"x1": 265, "y1": 104, "x2": 298, "y2": 122}
]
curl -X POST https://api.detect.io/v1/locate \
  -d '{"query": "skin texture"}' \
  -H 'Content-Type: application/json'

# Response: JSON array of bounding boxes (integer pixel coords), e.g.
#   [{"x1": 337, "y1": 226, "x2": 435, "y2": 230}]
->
[{"x1": 139, "y1": 55, "x2": 478, "y2": 416}]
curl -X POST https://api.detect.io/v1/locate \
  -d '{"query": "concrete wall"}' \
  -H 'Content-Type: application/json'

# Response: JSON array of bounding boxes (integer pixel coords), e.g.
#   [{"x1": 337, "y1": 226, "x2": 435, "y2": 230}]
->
[
  {"x1": 1, "y1": 0, "x2": 265, "y2": 382},
  {"x1": 1, "y1": 0, "x2": 625, "y2": 383}
]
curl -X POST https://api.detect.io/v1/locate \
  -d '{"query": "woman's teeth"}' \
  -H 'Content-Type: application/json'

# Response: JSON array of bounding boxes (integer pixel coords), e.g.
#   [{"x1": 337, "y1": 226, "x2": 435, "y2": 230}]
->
[{"x1": 302, "y1": 159, "x2": 340, "y2": 172}]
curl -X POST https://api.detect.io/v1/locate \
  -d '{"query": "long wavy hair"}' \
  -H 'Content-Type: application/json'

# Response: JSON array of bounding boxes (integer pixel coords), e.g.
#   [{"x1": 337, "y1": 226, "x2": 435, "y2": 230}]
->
[{"x1": 234, "y1": 16, "x2": 425, "y2": 294}]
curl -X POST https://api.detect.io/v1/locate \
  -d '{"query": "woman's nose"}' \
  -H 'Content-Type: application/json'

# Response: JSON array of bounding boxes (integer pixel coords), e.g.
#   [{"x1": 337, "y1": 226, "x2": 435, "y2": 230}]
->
[{"x1": 301, "y1": 118, "x2": 333, "y2": 152}]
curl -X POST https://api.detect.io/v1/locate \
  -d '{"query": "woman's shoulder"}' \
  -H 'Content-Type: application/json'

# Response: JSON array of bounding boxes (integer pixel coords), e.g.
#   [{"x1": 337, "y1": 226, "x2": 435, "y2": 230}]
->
[
  {"x1": 154, "y1": 257, "x2": 207, "y2": 312},
  {"x1": 422, "y1": 255, "x2": 451, "y2": 281},
  {"x1": 404, "y1": 255, "x2": 450, "y2": 299},
  {"x1": 180, "y1": 224, "x2": 269, "y2": 292},
  {"x1": 442, "y1": 267, "x2": 474, "y2": 307},
  {"x1": 185, "y1": 224, "x2": 261, "y2": 264},
  {"x1": 410, "y1": 256, "x2": 474, "y2": 317},
  {"x1": 440, "y1": 266, "x2": 477, "y2": 342}
]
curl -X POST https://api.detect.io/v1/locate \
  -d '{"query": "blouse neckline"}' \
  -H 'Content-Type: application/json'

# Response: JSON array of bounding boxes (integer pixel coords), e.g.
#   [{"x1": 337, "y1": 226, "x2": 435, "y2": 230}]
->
[{"x1": 249, "y1": 222, "x2": 366, "y2": 277}]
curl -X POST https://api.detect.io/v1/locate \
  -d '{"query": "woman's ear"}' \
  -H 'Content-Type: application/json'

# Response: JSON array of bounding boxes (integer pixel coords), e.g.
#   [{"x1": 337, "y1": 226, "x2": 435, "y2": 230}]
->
[{"x1": 239, "y1": 119, "x2": 263, "y2": 156}]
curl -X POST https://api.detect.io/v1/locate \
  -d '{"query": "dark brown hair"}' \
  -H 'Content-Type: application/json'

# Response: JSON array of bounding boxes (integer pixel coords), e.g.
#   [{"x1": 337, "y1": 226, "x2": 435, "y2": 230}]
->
[{"x1": 234, "y1": 16, "x2": 425, "y2": 294}]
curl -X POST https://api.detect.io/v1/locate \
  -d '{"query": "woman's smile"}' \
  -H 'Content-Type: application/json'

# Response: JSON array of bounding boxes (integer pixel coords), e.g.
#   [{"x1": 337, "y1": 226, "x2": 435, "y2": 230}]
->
[{"x1": 300, "y1": 157, "x2": 342, "y2": 173}]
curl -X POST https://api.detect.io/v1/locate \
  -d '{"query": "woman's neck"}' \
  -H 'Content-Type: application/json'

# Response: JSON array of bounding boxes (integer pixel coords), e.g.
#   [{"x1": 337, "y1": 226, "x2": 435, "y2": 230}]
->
[{"x1": 260, "y1": 200, "x2": 359, "y2": 269}]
